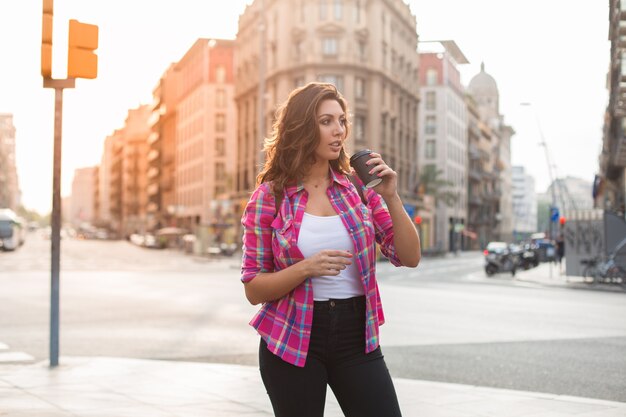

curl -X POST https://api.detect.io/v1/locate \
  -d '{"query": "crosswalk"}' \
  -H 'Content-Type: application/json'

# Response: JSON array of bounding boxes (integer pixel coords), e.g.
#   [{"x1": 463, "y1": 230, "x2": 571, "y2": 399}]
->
[{"x1": 0, "y1": 341, "x2": 34, "y2": 364}]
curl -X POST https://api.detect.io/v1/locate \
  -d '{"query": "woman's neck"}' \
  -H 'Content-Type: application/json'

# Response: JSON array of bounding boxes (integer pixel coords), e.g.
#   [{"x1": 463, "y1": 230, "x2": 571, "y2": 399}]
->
[{"x1": 304, "y1": 161, "x2": 330, "y2": 182}]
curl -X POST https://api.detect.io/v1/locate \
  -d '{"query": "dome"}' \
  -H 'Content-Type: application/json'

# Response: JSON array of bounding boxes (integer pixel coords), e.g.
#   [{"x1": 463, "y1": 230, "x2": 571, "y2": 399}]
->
[{"x1": 468, "y1": 62, "x2": 499, "y2": 98}]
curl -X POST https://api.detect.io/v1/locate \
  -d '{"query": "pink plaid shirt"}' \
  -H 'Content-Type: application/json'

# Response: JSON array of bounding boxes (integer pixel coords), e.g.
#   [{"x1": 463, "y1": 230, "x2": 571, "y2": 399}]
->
[{"x1": 240, "y1": 168, "x2": 403, "y2": 367}]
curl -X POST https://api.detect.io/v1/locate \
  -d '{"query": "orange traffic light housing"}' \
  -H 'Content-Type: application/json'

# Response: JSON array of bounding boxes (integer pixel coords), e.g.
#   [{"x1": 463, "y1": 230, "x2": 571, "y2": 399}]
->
[
  {"x1": 41, "y1": 0, "x2": 53, "y2": 77},
  {"x1": 67, "y1": 19, "x2": 98, "y2": 79}
]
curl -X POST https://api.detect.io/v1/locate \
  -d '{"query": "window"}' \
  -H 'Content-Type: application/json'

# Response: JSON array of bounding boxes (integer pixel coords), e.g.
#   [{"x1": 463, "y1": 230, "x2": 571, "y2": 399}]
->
[
  {"x1": 294, "y1": 76, "x2": 305, "y2": 88},
  {"x1": 215, "y1": 114, "x2": 225, "y2": 132},
  {"x1": 293, "y1": 40, "x2": 303, "y2": 61},
  {"x1": 216, "y1": 66, "x2": 226, "y2": 83},
  {"x1": 354, "y1": 115, "x2": 366, "y2": 145},
  {"x1": 426, "y1": 69, "x2": 437, "y2": 86},
  {"x1": 216, "y1": 89, "x2": 226, "y2": 108},
  {"x1": 382, "y1": 43, "x2": 387, "y2": 69},
  {"x1": 322, "y1": 37, "x2": 338, "y2": 55},
  {"x1": 358, "y1": 41, "x2": 366, "y2": 62},
  {"x1": 425, "y1": 91, "x2": 435, "y2": 110},
  {"x1": 355, "y1": 77, "x2": 365, "y2": 99},
  {"x1": 319, "y1": 0, "x2": 327, "y2": 19},
  {"x1": 215, "y1": 138, "x2": 225, "y2": 157},
  {"x1": 318, "y1": 74, "x2": 344, "y2": 92},
  {"x1": 425, "y1": 139, "x2": 436, "y2": 159},
  {"x1": 333, "y1": 0, "x2": 342, "y2": 20},
  {"x1": 425, "y1": 115, "x2": 436, "y2": 134},
  {"x1": 215, "y1": 162, "x2": 225, "y2": 181},
  {"x1": 381, "y1": 114, "x2": 387, "y2": 143}
]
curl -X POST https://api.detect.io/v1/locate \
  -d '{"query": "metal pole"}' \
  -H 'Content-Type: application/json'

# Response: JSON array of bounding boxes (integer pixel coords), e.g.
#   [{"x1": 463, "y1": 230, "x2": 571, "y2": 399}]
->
[
  {"x1": 44, "y1": 78, "x2": 75, "y2": 368},
  {"x1": 521, "y1": 102, "x2": 555, "y2": 278},
  {"x1": 50, "y1": 86, "x2": 63, "y2": 367}
]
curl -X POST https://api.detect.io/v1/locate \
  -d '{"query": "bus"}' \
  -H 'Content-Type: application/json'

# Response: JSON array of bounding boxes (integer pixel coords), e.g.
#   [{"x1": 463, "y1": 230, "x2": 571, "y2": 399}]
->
[{"x1": 0, "y1": 209, "x2": 25, "y2": 251}]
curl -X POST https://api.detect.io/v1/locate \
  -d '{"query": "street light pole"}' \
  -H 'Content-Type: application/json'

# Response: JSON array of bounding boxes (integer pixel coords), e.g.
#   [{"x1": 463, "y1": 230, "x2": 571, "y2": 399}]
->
[{"x1": 520, "y1": 102, "x2": 555, "y2": 278}]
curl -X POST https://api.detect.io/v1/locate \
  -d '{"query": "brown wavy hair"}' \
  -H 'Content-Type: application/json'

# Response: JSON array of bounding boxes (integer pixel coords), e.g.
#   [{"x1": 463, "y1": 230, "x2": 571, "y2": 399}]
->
[{"x1": 257, "y1": 82, "x2": 352, "y2": 196}]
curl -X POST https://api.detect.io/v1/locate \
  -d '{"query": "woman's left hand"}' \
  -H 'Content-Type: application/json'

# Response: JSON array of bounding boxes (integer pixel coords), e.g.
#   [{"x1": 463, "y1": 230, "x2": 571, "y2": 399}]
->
[{"x1": 366, "y1": 152, "x2": 398, "y2": 200}]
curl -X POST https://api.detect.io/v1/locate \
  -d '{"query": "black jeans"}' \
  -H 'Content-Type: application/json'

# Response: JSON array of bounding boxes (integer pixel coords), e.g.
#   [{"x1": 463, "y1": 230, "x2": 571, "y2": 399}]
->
[{"x1": 259, "y1": 295, "x2": 402, "y2": 417}]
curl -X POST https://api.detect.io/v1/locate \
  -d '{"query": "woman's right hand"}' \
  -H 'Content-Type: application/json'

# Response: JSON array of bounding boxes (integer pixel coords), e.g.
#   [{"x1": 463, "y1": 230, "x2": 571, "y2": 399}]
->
[{"x1": 301, "y1": 250, "x2": 353, "y2": 278}]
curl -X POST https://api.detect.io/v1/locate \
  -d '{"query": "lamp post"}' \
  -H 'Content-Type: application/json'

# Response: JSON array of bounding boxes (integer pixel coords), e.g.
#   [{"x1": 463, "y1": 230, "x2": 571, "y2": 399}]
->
[{"x1": 520, "y1": 102, "x2": 556, "y2": 278}]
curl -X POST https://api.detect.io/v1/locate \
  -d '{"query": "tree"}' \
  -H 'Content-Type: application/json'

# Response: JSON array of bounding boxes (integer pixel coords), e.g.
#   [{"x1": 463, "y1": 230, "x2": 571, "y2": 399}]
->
[{"x1": 417, "y1": 165, "x2": 456, "y2": 207}]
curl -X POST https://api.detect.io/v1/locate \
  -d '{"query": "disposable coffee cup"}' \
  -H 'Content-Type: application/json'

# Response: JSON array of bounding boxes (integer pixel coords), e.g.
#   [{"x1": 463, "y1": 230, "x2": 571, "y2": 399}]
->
[{"x1": 350, "y1": 149, "x2": 383, "y2": 189}]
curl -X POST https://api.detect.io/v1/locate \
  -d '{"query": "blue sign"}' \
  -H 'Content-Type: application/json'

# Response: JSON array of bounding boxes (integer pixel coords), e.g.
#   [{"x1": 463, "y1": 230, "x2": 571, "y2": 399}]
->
[
  {"x1": 550, "y1": 207, "x2": 559, "y2": 222},
  {"x1": 403, "y1": 204, "x2": 415, "y2": 218}
]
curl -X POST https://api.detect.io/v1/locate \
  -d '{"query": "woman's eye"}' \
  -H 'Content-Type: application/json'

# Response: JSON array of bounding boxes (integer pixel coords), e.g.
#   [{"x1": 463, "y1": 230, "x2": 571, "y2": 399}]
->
[{"x1": 339, "y1": 119, "x2": 346, "y2": 126}]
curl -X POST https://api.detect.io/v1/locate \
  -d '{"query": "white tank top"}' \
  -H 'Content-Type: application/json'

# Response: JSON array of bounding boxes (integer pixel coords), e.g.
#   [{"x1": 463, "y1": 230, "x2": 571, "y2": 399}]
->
[{"x1": 297, "y1": 213, "x2": 364, "y2": 301}]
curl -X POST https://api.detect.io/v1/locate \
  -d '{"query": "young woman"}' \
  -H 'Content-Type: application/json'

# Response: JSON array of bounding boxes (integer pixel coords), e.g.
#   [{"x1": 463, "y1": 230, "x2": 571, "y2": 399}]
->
[{"x1": 240, "y1": 82, "x2": 421, "y2": 417}]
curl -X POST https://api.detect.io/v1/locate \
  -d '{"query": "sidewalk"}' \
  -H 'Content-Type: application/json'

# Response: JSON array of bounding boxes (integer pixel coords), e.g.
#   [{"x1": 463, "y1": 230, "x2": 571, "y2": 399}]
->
[
  {"x1": 1, "y1": 357, "x2": 625, "y2": 417},
  {"x1": 513, "y1": 261, "x2": 626, "y2": 292}
]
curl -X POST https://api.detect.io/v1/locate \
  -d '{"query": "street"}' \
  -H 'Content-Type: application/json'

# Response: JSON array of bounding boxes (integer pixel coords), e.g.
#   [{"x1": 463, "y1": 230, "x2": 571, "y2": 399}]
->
[{"x1": 1, "y1": 231, "x2": 625, "y2": 402}]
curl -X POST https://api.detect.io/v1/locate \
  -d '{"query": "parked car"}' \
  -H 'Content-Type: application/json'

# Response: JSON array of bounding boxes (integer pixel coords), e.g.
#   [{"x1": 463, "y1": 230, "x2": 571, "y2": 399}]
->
[{"x1": 534, "y1": 239, "x2": 556, "y2": 263}]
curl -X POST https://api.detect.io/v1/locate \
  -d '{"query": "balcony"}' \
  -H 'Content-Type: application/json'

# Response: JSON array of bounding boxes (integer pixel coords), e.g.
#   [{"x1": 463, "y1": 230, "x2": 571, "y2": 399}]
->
[
  {"x1": 468, "y1": 144, "x2": 481, "y2": 160},
  {"x1": 468, "y1": 168, "x2": 482, "y2": 181},
  {"x1": 147, "y1": 149, "x2": 160, "y2": 162},
  {"x1": 147, "y1": 132, "x2": 160, "y2": 145},
  {"x1": 147, "y1": 167, "x2": 160, "y2": 179},
  {"x1": 469, "y1": 194, "x2": 483, "y2": 206},
  {"x1": 147, "y1": 183, "x2": 159, "y2": 197}
]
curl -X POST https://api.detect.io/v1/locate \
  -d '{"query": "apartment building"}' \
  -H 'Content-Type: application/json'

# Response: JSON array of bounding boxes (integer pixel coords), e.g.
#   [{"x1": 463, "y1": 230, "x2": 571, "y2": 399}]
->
[
  {"x1": 598, "y1": 0, "x2": 626, "y2": 215},
  {"x1": 467, "y1": 63, "x2": 515, "y2": 243},
  {"x1": 234, "y1": 0, "x2": 420, "y2": 228},
  {"x1": 69, "y1": 166, "x2": 97, "y2": 227},
  {"x1": 106, "y1": 106, "x2": 151, "y2": 238},
  {"x1": 418, "y1": 43, "x2": 469, "y2": 252},
  {"x1": 173, "y1": 39, "x2": 236, "y2": 251},
  {"x1": 511, "y1": 165, "x2": 537, "y2": 239},
  {"x1": 94, "y1": 133, "x2": 116, "y2": 229},
  {"x1": 0, "y1": 113, "x2": 20, "y2": 211},
  {"x1": 147, "y1": 64, "x2": 178, "y2": 230},
  {"x1": 466, "y1": 95, "x2": 502, "y2": 249}
]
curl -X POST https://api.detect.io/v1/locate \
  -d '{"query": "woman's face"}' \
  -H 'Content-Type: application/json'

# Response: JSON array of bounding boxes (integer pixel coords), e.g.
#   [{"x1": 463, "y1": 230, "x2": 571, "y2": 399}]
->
[{"x1": 313, "y1": 99, "x2": 346, "y2": 163}]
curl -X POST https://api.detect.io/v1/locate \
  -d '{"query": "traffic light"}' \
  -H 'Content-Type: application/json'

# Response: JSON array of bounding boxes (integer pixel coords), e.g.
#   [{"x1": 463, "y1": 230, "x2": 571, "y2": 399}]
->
[
  {"x1": 414, "y1": 215, "x2": 422, "y2": 225},
  {"x1": 559, "y1": 216, "x2": 566, "y2": 226},
  {"x1": 41, "y1": 0, "x2": 53, "y2": 77},
  {"x1": 67, "y1": 19, "x2": 98, "y2": 79}
]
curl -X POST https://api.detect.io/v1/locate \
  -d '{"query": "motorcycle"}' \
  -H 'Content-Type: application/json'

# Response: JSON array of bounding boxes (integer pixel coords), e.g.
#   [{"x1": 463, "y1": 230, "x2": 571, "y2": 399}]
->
[{"x1": 484, "y1": 242, "x2": 518, "y2": 277}]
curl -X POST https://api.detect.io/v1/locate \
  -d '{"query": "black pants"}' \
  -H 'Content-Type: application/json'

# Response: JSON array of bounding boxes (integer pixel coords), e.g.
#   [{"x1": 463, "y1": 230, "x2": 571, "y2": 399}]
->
[{"x1": 259, "y1": 295, "x2": 402, "y2": 417}]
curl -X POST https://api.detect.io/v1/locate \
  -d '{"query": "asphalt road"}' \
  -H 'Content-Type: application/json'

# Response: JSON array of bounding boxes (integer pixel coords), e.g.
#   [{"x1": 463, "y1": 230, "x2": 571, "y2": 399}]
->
[{"x1": 1, "y1": 232, "x2": 625, "y2": 402}]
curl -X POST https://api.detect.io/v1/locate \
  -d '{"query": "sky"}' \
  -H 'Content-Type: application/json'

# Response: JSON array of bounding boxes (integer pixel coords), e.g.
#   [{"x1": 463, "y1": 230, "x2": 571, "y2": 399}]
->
[{"x1": 0, "y1": 0, "x2": 610, "y2": 214}]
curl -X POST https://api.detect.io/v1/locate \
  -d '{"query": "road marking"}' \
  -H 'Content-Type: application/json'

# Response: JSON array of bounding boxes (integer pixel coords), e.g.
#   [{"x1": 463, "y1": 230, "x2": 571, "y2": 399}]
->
[{"x1": 0, "y1": 352, "x2": 35, "y2": 363}]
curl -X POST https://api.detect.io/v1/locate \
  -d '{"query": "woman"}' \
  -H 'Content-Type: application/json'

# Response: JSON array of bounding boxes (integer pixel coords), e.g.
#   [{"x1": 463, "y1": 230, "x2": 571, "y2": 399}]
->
[{"x1": 240, "y1": 82, "x2": 421, "y2": 417}]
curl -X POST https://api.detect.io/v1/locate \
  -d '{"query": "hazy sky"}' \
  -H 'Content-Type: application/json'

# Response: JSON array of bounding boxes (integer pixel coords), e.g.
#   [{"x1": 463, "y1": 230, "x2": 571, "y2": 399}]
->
[{"x1": 0, "y1": 0, "x2": 609, "y2": 214}]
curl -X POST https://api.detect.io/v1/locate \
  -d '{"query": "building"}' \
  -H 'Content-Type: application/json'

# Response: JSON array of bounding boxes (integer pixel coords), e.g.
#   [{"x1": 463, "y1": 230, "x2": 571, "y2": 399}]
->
[
  {"x1": 418, "y1": 42, "x2": 469, "y2": 252},
  {"x1": 598, "y1": 0, "x2": 626, "y2": 216},
  {"x1": 0, "y1": 113, "x2": 20, "y2": 211},
  {"x1": 147, "y1": 64, "x2": 179, "y2": 231},
  {"x1": 173, "y1": 39, "x2": 237, "y2": 252},
  {"x1": 121, "y1": 106, "x2": 151, "y2": 236},
  {"x1": 93, "y1": 133, "x2": 116, "y2": 230},
  {"x1": 546, "y1": 176, "x2": 593, "y2": 212},
  {"x1": 106, "y1": 107, "x2": 151, "y2": 238},
  {"x1": 511, "y1": 166, "x2": 537, "y2": 239},
  {"x1": 466, "y1": 95, "x2": 501, "y2": 249},
  {"x1": 69, "y1": 166, "x2": 97, "y2": 227},
  {"x1": 234, "y1": 0, "x2": 421, "y2": 238},
  {"x1": 467, "y1": 63, "x2": 515, "y2": 243}
]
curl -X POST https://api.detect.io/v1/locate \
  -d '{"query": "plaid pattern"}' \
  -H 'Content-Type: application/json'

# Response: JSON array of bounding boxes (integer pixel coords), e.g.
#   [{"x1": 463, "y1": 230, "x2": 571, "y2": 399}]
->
[{"x1": 241, "y1": 168, "x2": 403, "y2": 367}]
